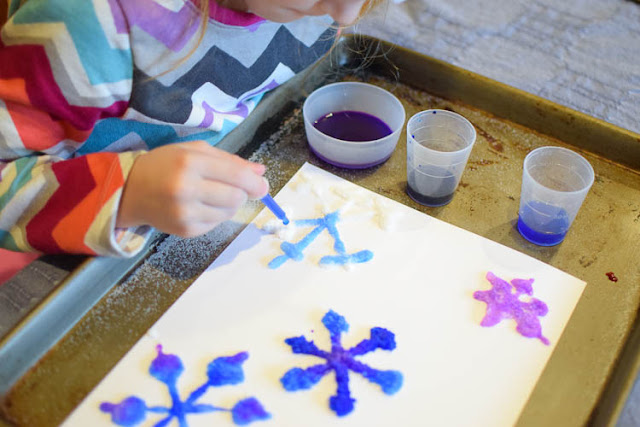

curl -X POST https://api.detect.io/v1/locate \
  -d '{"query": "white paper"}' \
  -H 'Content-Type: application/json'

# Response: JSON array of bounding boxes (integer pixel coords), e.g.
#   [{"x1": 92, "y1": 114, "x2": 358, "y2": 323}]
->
[{"x1": 64, "y1": 163, "x2": 586, "y2": 427}]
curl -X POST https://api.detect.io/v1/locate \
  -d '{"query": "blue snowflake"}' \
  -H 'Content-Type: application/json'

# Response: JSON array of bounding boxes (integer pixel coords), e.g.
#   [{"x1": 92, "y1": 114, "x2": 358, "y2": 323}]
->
[
  {"x1": 280, "y1": 310, "x2": 403, "y2": 416},
  {"x1": 100, "y1": 345, "x2": 270, "y2": 426},
  {"x1": 268, "y1": 210, "x2": 373, "y2": 269}
]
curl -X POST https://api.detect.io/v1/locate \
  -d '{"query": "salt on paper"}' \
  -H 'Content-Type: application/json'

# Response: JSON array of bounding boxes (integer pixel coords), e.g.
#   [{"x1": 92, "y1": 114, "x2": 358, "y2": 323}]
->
[
  {"x1": 258, "y1": 170, "x2": 398, "y2": 271},
  {"x1": 63, "y1": 162, "x2": 586, "y2": 427}
]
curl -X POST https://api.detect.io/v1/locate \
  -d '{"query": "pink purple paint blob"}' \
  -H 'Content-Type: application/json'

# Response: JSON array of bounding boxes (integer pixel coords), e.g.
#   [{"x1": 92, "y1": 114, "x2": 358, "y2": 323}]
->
[{"x1": 473, "y1": 272, "x2": 550, "y2": 345}]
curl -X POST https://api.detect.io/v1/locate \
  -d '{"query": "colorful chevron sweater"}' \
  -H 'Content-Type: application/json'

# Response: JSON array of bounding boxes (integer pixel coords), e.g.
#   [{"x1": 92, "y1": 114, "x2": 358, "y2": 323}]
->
[{"x1": 0, "y1": 0, "x2": 335, "y2": 257}]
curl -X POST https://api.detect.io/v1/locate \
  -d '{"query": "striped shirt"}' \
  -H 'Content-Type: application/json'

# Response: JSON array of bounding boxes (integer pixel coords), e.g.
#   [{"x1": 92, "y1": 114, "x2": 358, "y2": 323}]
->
[{"x1": 0, "y1": 0, "x2": 335, "y2": 256}]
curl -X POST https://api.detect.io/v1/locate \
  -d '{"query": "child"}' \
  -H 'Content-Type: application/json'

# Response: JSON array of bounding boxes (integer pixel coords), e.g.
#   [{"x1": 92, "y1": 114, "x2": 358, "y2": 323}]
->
[{"x1": 0, "y1": 0, "x2": 377, "y2": 257}]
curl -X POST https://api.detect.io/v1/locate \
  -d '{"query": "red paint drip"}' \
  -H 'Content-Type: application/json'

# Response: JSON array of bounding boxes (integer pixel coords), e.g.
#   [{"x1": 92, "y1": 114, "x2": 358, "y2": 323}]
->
[{"x1": 606, "y1": 272, "x2": 619, "y2": 282}]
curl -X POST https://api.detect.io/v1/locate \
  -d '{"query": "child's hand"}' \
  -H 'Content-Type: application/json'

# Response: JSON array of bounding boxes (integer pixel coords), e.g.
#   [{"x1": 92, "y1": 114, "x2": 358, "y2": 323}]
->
[{"x1": 116, "y1": 141, "x2": 268, "y2": 237}]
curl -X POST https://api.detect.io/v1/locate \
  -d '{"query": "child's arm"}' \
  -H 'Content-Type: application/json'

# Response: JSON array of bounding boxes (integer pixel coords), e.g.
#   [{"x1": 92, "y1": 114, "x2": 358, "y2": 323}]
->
[
  {"x1": 0, "y1": 150, "x2": 148, "y2": 256},
  {"x1": 0, "y1": 1, "x2": 268, "y2": 257},
  {"x1": 116, "y1": 141, "x2": 268, "y2": 239},
  {"x1": 0, "y1": 1, "x2": 143, "y2": 256}
]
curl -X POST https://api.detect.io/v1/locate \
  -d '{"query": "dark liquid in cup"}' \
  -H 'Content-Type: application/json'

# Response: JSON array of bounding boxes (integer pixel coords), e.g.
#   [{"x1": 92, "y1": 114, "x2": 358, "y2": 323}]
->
[
  {"x1": 313, "y1": 111, "x2": 392, "y2": 142},
  {"x1": 406, "y1": 184, "x2": 455, "y2": 207},
  {"x1": 406, "y1": 165, "x2": 458, "y2": 207}
]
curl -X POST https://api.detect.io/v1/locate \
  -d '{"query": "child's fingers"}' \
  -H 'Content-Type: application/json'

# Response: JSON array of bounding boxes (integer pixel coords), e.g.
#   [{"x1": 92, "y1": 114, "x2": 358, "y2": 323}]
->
[
  {"x1": 197, "y1": 180, "x2": 249, "y2": 210},
  {"x1": 186, "y1": 141, "x2": 266, "y2": 176},
  {"x1": 195, "y1": 207, "x2": 238, "y2": 227},
  {"x1": 220, "y1": 151, "x2": 266, "y2": 176},
  {"x1": 248, "y1": 161, "x2": 267, "y2": 175},
  {"x1": 197, "y1": 156, "x2": 269, "y2": 199},
  {"x1": 188, "y1": 205, "x2": 238, "y2": 225}
]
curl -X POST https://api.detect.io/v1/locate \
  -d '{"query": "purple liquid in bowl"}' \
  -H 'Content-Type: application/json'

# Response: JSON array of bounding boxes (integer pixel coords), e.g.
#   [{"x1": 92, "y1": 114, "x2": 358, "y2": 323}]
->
[{"x1": 313, "y1": 110, "x2": 392, "y2": 142}]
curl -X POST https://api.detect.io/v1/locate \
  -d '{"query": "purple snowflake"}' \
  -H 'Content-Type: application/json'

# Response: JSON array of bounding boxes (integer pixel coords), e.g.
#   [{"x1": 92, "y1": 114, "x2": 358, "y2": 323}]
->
[
  {"x1": 280, "y1": 310, "x2": 403, "y2": 417},
  {"x1": 473, "y1": 272, "x2": 550, "y2": 345},
  {"x1": 99, "y1": 345, "x2": 270, "y2": 426}
]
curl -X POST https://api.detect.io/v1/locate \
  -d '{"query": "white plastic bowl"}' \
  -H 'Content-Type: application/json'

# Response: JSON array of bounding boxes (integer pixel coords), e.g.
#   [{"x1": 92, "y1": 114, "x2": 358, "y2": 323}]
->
[{"x1": 302, "y1": 82, "x2": 406, "y2": 169}]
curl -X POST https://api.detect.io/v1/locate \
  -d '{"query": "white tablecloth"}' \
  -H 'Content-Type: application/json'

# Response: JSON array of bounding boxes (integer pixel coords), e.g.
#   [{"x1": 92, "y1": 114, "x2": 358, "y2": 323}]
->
[{"x1": 356, "y1": 0, "x2": 640, "y2": 135}]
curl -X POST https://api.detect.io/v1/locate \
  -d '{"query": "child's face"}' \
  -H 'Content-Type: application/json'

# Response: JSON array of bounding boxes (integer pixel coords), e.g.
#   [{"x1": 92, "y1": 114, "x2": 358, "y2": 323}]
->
[{"x1": 226, "y1": 0, "x2": 369, "y2": 25}]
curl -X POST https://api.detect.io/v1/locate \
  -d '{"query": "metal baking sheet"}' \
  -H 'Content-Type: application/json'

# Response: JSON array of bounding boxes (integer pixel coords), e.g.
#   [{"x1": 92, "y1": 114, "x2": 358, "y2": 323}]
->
[{"x1": 1, "y1": 36, "x2": 639, "y2": 426}]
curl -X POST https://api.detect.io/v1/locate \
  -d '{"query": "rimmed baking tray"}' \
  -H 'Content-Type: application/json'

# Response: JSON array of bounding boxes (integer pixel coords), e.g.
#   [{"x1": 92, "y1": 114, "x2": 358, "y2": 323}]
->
[{"x1": 1, "y1": 35, "x2": 639, "y2": 426}]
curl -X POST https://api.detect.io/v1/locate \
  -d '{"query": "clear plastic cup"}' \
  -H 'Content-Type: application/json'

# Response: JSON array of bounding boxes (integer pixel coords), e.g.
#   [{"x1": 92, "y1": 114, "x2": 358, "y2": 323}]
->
[
  {"x1": 517, "y1": 146, "x2": 595, "y2": 246},
  {"x1": 406, "y1": 110, "x2": 476, "y2": 206},
  {"x1": 303, "y1": 82, "x2": 405, "y2": 169}
]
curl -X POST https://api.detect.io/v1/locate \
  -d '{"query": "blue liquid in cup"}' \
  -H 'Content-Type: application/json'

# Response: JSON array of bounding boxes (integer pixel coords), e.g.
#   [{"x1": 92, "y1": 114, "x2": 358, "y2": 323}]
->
[{"x1": 517, "y1": 200, "x2": 571, "y2": 246}]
